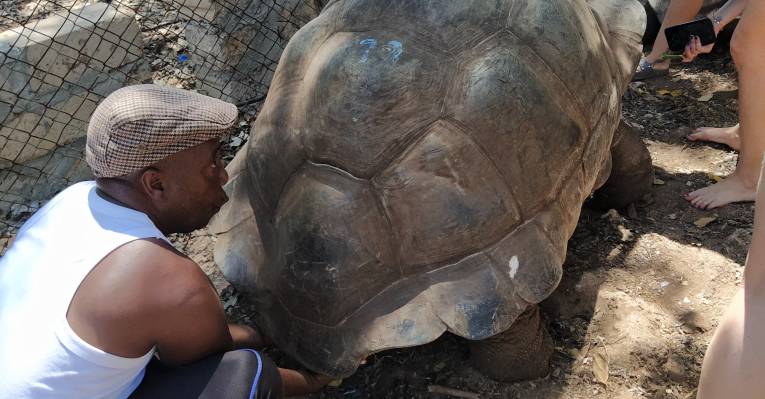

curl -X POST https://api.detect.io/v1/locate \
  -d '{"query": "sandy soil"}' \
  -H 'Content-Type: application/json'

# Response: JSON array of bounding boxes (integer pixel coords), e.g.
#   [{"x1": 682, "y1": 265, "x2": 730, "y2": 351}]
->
[{"x1": 181, "y1": 48, "x2": 748, "y2": 399}]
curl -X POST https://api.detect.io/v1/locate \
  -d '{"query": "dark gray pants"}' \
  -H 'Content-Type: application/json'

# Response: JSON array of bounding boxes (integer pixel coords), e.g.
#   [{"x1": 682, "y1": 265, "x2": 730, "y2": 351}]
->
[{"x1": 129, "y1": 350, "x2": 283, "y2": 399}]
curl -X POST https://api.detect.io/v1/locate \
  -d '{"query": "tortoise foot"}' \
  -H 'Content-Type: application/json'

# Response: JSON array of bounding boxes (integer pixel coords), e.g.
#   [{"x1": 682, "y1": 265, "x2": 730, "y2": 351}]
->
[
  {"x1": 468, "y1": 305, "x2": 553, "y2": 382},
  {"x1": 590, "y1": 120, "x2": 653, "y2": 210}
]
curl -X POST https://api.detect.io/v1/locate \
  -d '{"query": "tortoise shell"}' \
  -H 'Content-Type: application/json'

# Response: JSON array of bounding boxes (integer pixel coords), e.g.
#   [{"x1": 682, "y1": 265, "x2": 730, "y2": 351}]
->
[{"x1": 211, "y1": 0, "x2": 645, "y2": 376}]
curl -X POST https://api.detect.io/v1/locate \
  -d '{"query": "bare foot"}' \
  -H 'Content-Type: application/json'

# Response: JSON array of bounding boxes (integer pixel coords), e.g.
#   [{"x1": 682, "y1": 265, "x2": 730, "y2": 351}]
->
[
  {"x1": 685, "y1": 172, "x2": 756, "y2": 209},
  {"x1": 687, "y1": 124, "x2": 740, "y2": 151}
]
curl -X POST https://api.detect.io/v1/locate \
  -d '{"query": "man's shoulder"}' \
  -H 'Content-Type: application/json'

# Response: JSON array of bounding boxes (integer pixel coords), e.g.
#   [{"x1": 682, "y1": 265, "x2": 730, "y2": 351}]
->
[
  {"x1": 67, "y1": 237, "x2": 218, "y2": 359},
  {"x1": 104, "y1": 238, "x2": 211, "y2": 307}
]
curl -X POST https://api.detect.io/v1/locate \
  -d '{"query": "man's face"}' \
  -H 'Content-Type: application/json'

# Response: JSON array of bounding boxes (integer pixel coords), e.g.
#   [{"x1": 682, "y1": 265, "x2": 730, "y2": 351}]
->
[{"x1": 156, "y1": 139, "x2": 229, "y2": 234}]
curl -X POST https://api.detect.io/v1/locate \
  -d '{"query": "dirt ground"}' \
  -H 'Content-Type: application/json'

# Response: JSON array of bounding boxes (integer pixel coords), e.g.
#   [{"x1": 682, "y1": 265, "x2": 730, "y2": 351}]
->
[{"x1": 178, "y1": 47, "x2": 748, "y2": 399}]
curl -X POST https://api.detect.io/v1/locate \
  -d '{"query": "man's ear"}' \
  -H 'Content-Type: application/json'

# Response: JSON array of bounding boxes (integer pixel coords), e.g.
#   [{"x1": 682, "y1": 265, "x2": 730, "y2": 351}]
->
[{"x1": 137, "y1": 167, "x2": 165, "y2": 201}]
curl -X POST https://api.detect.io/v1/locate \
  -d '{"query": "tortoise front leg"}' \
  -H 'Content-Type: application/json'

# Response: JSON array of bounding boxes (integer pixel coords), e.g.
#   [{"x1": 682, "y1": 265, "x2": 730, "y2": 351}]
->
[{"x1": 590, "y1": 120, "x2": 653, "y2": 210}]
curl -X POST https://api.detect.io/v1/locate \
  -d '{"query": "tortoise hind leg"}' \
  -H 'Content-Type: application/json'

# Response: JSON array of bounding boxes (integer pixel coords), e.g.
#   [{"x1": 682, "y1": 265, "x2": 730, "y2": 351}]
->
[
  {"x1": 590, "y1": 121, "x2": 653, "y2": 210},
  {"x1": 469, "y1": 305, "x2": 553, "y2": 382}
]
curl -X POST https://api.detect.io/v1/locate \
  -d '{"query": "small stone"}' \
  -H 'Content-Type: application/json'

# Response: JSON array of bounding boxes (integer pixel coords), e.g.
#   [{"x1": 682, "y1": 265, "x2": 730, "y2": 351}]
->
[
  {"x1": 433, "y1": 361, "x2": 447, "y2": 372},
  {"x1": 603, "y1": 209, "x2": 622, "y2": 223},
  {"x1": 618, "y1": 225, "x2": 633, "y2": 242},
  {"x1": 680, "y1": 312, "x2": 711, "y2": 333}
]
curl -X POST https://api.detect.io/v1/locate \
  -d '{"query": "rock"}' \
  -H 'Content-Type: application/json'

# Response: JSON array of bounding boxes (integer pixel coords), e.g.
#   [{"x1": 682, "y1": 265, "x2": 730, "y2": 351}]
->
[
  {"x1": 726, "y1": 228, "x2": 753, "y2": 247},
  {"x1": 617, "y1": 225, "x2": 633, "y2": 242},
  {"x1": 603, "y1": 209, "x2": 623, "y2": 223},
  {"x1": 180, "y1": 0, "x2": 324, "y2": 103},
  {"x1": 671, "y1": 126, "x2": 692, "y2": 140},
  {"x1": 0, "y1": 2, "x2": 148, "y2": 228},
  {"x1": 663, "y1": 353, "x2": 686, "y2": 383},
  {"x1": 680, "y1": 311, "x2": 711, "y2": 333}
]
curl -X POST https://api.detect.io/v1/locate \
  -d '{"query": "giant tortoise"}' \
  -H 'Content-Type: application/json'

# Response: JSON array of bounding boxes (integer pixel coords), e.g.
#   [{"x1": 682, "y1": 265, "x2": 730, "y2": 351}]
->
[{"x1": 211, "y1": 0, "x2": 652, "y2": 381}]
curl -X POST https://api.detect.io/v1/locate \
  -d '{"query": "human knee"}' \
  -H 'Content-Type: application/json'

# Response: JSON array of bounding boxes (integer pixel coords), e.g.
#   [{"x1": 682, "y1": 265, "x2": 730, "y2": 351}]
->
[
  {"x1": 730, "y1": 26, "x2": 764, "y2": 69},
  {"x1": 226, "y1": 349, "x2": 261, "y2": 370}
]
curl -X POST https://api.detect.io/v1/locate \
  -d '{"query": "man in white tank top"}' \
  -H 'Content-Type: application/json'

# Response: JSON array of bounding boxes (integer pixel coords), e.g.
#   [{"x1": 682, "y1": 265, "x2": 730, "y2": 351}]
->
[{"x1": 0, "y1": 84, "x2": 331, "y2": 398}]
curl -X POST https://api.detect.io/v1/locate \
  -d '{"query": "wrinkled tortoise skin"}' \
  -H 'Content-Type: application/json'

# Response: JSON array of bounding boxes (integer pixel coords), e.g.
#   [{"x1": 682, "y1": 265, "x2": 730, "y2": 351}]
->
[{"x1": 211, "y1": 0, "x2": 647, "y2": 377}]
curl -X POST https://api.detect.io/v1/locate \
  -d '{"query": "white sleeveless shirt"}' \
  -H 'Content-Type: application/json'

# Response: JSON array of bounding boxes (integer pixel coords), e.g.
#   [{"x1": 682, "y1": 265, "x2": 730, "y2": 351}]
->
[{"x1": 0, "y1": 181, "x2": 166, "y2": 399}]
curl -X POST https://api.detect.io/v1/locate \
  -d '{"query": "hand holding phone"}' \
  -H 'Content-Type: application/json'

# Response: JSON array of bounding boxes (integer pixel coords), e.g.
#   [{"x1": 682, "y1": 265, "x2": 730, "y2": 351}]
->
[
  {"x1": 682, "y1": 35, "x2": 715, "y2": 62},
  {"x1": 664, "y1": 18, "x2": 717, "y2": 52}
]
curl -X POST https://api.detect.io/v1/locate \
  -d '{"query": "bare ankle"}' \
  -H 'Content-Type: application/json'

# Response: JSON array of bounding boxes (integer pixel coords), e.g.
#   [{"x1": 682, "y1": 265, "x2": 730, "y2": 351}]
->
[{"x1": 732, "y1": 171, "x2": 759, "y2": 190}]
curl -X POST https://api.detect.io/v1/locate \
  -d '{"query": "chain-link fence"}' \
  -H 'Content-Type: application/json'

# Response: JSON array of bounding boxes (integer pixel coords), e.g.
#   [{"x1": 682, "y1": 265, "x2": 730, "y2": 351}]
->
[{"x1": 0, "y1": 0, "x2": 325, "y2": 251}]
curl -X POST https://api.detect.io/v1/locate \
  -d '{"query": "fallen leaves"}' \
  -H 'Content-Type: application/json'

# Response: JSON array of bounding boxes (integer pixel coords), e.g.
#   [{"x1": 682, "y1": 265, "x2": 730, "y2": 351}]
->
[
  {"x1": 694, "y1": 216, "x2": 717, "y2": 228},
  {"x1": 707, "y1": 172, "x2": 723, "y2": 183},
  {"x1": 656, "y1": 89, "x2": 683, "y2": 97},
  {"x1": 592, "y1": 347, "x2": 610, "y2": 384}
]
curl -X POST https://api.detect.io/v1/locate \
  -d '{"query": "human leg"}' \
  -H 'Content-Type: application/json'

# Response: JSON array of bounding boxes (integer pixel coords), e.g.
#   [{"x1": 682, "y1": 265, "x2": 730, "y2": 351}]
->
[
  {"x1": 698, "y1": 89, "x2": 765, "y2": 397},
  {"x1": 635, "y1": 0, "x2": 705, "y2": 80},
  {"x1": 645, "y1": 0, "x2": 705, "y2": 63},
  {"x1": 129, "y1": 349, "x2": 283, "y2": 399},
  {"x1": 687, "y1": 123, "x2": 740, "y2": 150},
  {"x1": 696, "y1": 288, "x2": 765, "y2": 398},
  {"x1": 685, "y1": 0, "x2": 765, "y2": 209}
]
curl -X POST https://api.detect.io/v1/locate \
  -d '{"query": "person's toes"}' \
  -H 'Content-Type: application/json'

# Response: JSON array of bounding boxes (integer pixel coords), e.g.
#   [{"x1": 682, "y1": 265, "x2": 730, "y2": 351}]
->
[
  {"x1": 698, "y1": 197, "x2": 713, "y2": 210},
  {"x1": 690, "y1": 194, "x2": 708, "y2": 209},
  {"x1": 686, "y1": 176, "x2": 756, "y2": 209},
  {"x1": 685, "y1": 126, "x2": 741, "y2": 150}
]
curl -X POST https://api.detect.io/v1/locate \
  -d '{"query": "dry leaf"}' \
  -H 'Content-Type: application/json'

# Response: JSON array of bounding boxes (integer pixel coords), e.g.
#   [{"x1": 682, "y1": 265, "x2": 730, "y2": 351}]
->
[
  {"x1": 653, "y1": 178, "x2": 666, "y2": 185},
  {"x1": 707, "y1": 172, "x2": 723, "y2": 182},
  {"x1": 694, "y1": 217, "x2": 717, "y2": 228},
  {"x1": 697, "y1": 93, "x2": 714, "y2": 102},
  {"x1": 592, "y1": 349, "x2": 609, "y2": 384},
  {"x1": 657, "y1": 89, "x2": 683, "y2": 97}
]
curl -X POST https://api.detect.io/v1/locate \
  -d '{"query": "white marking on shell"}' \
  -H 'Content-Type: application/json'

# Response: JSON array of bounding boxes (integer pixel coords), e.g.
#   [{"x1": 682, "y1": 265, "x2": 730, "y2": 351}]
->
[{"x1": 509, "y1": 256, "x2": 519, "y2": 279}]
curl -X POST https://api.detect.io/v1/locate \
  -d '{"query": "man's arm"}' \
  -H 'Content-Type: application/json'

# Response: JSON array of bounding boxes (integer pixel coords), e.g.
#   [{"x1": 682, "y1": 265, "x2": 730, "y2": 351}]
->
[
  {"x1": 67, "y1": 238, "x2": 232, "y2": 364},
  {"x1": 229, "y1": 323, "x2": 269, "y2": 349},
  {"x1": 69, "y1": 238, "x2": 331, "y2": 394},
  {"x1": 148, "y1": 254, "x2": 233, "y2": 366}
]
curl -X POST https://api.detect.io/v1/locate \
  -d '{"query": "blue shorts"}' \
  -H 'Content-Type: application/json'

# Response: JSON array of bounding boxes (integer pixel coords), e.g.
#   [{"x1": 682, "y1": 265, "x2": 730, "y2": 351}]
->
[{"x1": 129, "y1": 349, "x2": 282, "y2": 399}]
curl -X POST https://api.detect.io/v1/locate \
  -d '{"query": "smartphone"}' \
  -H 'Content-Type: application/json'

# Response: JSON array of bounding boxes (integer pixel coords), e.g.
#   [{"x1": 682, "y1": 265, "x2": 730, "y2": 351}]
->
[{"x1": 664, "y1": 18, "x2": 716, "y2": 52}]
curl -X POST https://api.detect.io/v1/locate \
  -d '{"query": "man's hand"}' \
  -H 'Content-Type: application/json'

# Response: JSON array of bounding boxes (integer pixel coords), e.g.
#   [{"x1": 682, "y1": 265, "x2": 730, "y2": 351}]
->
[
  {"x1": 228, "y1": 323, "x2": 271, "y2": 350},
  {"x1": 278, "y1": 368, "x2": 334, "y2": 396}
]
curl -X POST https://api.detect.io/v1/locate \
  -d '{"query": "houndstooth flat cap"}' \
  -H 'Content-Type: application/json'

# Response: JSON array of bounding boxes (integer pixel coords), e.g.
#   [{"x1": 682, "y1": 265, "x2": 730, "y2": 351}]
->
[{"x1": 86, "y1": 84, "x2": 238, "y2": 178}]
